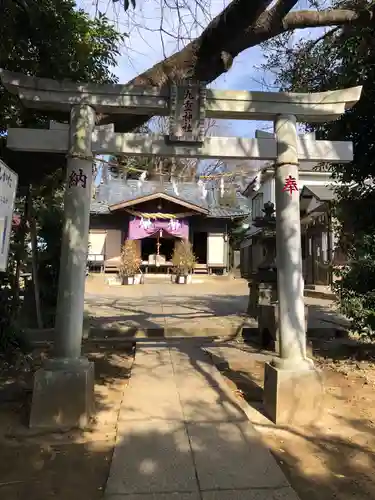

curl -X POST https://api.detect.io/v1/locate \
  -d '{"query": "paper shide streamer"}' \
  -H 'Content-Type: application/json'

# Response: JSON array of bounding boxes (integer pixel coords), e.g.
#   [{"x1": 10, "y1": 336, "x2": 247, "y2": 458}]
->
[
  {"x1": 137, "y1": 171, "x2": 147, "y2": 189},
  {"x1": 171, "y1": 177, "x2": 179, "y2": 196},
  {"x1": 253, "y1": 171, "x2": 261, "y2": 192},
  {"x1": 197, "y1": 179, "x2": 208, "y2": 200}
]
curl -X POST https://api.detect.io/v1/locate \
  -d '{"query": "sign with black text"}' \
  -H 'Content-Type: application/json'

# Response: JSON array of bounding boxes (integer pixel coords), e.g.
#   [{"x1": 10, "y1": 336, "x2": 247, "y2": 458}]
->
[
  {"x1": 0, "y1": 160, "x2": 18, "y2": 272},
  {"x1": 169, "y1": 80, "x2": 206, "y2": 144}
]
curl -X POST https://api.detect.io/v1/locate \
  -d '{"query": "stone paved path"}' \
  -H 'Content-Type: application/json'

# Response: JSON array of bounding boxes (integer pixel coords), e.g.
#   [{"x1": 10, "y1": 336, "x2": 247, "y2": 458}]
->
[
  {"x1": 85, "y1": 275, "x2": 349, "y2": 338},
  {"x1": 105, "y1": 342, "x2": 300, "y2": 500}
]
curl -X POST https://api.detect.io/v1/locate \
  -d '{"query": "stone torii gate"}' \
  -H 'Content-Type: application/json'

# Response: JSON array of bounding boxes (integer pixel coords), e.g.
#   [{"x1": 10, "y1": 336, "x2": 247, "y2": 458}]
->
[{"x1": 0, "y1": 69, "x2": 362, "y2": 428}]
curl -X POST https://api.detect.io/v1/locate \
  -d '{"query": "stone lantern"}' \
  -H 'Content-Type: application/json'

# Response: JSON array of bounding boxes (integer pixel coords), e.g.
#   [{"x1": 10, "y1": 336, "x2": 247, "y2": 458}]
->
[
  {"x1": 248, "y1": 201, "x2": 308, "y2": 352},
  {"x1": 255, "y1": 204, "x2": 308, "y2": 353},
  {"x1": 247, "y1": 202, "x2": 277, "y2": 318}
]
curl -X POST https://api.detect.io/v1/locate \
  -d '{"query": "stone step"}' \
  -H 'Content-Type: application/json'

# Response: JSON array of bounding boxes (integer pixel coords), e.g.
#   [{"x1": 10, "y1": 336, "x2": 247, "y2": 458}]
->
[
  {"x1": 25, "y1": 323, "x2": 347, "y2": 348},
  {"x1": 304, "y1": 287, "x2": 336, "y2": 300}
]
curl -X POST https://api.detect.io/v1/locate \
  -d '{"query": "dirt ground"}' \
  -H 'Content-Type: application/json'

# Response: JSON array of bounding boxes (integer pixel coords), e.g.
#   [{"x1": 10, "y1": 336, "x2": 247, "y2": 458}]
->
[
  {"x1": 2, "y1": 338, "x2": 375, "y2": 500},
  {"x1": 215, "y1": 342, "x2": 375, "y2": 500},
  {"x1": 0, "y1": 342, "x2": 134, "y2": 500}
]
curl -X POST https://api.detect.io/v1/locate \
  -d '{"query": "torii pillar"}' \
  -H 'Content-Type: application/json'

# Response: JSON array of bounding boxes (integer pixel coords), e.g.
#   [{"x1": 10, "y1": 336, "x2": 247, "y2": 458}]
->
[
  {"x1": 262, "y1": 115, "x2": 320, "y2": 425},
  {"x1": 30, "y1": 105, "x2": 97, "y2": 429}
]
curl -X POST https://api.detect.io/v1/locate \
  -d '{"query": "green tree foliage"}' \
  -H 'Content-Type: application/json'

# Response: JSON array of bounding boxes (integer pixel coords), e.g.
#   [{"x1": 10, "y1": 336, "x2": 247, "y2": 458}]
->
[
  {"x1": 0, "y1": 0, "x2": 124, "y2": 184},
  {"x1": 262, "y1": 0, "x2": 375, "y2": 334},
  {"x1": 0, "y1": 0, "x2": 122, "y2": 94},
  {"x1": 0, "y1": 208, "x2": 29, "y2": 358},
  {"x1": 29, "y1": 175, "x2": 65, "y2": 327},
  {"x1": 0, "y1": 0, "x2": 124, "y2": 351}
]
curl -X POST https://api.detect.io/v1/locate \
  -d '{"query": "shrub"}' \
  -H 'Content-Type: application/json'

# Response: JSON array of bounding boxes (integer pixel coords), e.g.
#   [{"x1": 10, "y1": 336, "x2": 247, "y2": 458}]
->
[
  {"x1": 171, "y1": 239, "x2": 196, "y2": 275},
  {"x1": 119, "y1": 239, "x2": 141, "y2": 278}
]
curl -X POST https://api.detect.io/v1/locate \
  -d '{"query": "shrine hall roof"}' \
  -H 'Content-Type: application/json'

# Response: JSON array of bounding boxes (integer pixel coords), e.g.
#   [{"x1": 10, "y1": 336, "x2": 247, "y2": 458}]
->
[{"x1": 91, "y1": 179, "x2": 251, "y2": 219}]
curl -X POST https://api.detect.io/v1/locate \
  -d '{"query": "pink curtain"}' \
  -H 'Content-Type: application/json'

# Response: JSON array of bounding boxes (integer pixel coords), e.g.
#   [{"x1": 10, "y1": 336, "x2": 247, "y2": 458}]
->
[{"x1": 128, "y1": 216, "x2": 189, "y2": 240}]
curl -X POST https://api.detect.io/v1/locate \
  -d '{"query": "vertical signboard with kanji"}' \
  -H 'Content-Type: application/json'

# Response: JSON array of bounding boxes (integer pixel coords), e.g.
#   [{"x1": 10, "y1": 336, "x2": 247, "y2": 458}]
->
[
  {"x1": 169, "y1": 80, "x2": 206, "y2": 144},
  {"x1": 0, "y1": 160, "x2": 18, "y2": 272}
]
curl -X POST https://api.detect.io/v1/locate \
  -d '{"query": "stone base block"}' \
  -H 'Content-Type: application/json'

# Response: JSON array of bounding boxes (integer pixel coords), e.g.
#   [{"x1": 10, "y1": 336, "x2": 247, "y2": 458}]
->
[
  {"x1": 29, "y1": 358, "x2": 95, "y2": 430},
  {"x1": 263, "y1": 362, "x2": 324, "y2": 425}
]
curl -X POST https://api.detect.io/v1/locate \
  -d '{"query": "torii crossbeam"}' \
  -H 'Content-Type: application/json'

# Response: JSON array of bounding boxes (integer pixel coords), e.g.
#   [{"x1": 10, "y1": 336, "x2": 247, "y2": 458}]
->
[{"x1": 7, "y1": 127, "x2": 354, "y2": 162}]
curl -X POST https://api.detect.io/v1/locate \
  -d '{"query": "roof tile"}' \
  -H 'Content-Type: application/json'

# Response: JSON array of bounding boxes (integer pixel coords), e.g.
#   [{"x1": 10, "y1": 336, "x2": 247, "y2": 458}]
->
[{"x1": 91, "y1": 179, "x2": 251, "y2": 218}]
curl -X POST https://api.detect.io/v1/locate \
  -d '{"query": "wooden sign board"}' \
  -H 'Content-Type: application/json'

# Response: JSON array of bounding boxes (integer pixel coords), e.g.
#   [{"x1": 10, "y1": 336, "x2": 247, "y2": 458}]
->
[
  {"x1": 169, "y1": 81, "x2": 206, "y2": 144},
  {"x1": 0, "y1": 160, "x2": 18, "y2": 272}
]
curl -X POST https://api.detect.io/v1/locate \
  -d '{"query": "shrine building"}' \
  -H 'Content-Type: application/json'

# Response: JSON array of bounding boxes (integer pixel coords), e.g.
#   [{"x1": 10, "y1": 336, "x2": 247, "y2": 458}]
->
[{"x1": 88, "y1": 178, "x2": 251, "y2": 275}]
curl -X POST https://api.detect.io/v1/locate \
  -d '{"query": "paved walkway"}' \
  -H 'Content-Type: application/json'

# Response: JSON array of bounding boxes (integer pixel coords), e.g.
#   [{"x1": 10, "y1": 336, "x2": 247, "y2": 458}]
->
[
  {"x1": 85, "y1": 276, "x2": 257, "y2": 337},
  {"x1": 85, "y1": 275, "x2": 349, "y2": 338},
  {"x1": 105, "y1": 342, "x2": 299, "y2": 499}
]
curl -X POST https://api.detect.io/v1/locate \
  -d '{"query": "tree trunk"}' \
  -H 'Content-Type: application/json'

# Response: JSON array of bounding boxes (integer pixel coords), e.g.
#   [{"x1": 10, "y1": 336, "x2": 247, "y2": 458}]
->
[
  {"x1": 12, "y1": 195, "x2": 28, "y2": 314},
  {"x1": 27, "y1": 188, "x2": 43, "y2": 329}
]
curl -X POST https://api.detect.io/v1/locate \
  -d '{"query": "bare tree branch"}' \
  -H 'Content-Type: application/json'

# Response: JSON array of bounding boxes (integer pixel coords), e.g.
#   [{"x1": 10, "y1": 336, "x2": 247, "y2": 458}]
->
[
  {"x1": 270, "y1": 0, "x2": 300, "y2": 21},
  {"x1": 97, "y1": 2, "x2": 373, "y2": 131},
  {"x1": 232, "y1": 7, "x2": 373, "y2": 54},
  {"x1": 97, "y1": 0, "x2": 274, "y2": 126}
]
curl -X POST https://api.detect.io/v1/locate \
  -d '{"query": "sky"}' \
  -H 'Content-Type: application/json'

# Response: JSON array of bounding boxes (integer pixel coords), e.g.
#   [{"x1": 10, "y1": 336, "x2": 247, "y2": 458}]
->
[
  {"x1": 77, "y1": 0, "x2": 282, "y2": 139},
  {"x1": 76, "y1": 0, "x2": 327, "y2": 178}
]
